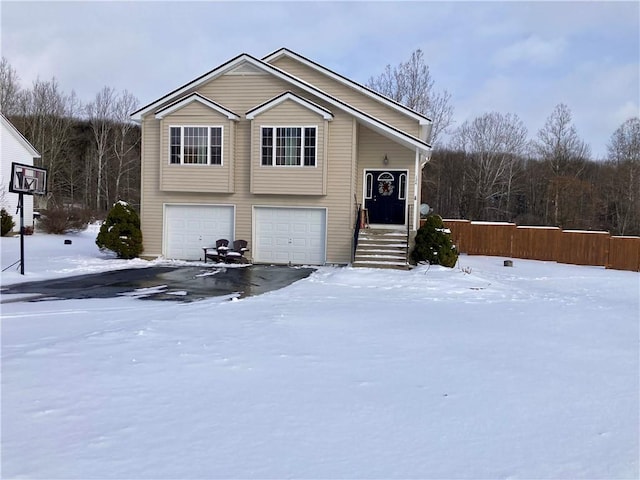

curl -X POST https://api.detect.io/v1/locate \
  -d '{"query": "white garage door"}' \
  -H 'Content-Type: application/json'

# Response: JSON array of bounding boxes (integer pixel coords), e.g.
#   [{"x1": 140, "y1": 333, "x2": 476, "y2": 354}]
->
[
  {"x1": 165, "y1": 204, "x2": 234, "y2": 260},
  {"x1": 254, "y1": 207, "x2": 326, "y2": 265}
]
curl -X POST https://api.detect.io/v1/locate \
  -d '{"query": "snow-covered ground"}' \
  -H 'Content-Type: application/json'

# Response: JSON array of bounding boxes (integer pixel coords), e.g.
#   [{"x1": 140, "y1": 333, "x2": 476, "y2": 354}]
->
[{"x1": 1, "y1": 228, "x2": 639, "y2": 479}]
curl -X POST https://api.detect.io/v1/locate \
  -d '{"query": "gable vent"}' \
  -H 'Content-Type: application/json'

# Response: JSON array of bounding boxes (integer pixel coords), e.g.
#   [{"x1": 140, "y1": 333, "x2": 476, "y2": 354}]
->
[{"x1": 225, "y1": 62, "x2": 266, "y2": 76}]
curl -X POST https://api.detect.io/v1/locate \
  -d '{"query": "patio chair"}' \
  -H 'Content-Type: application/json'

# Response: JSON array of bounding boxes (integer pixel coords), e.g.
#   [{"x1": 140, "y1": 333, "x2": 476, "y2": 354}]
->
[
  {"x1": 226, "y1": 239, "x2": 249, "y2": 263},
  {"x1": 203, "y1": 238, "x2": 230, "y2": 263}
]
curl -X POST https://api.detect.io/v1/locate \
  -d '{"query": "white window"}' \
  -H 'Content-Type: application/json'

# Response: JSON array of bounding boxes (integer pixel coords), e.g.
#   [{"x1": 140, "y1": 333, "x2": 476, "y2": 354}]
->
[
  {"x1": 170, "y1": 126, "x2": 223, "y2": 165},
  {"x1": 261, "y1": 126, "x2": 316, "y2": 166},
  {"x1": 399, "y1": 173, "x2": 407, "y2": 200},
  {"x1": 365, "y1": 172, "x2": 373, "y2": 199}
]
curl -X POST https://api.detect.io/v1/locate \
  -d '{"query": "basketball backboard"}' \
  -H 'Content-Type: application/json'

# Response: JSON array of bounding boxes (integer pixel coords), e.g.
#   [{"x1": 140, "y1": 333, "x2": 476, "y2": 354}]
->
[{"x1": 9, "y1": 162, "x2": 48, "y2": 195}]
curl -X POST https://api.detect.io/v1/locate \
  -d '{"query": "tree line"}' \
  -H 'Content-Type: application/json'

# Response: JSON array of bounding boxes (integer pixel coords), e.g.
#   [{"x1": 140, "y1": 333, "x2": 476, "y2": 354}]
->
[
  {"x1": 367, "y1": 51, "x2": 640, "y2": 236},
  {"x1": 0, "y1": 58, "x2": 141, "y2": 214}
]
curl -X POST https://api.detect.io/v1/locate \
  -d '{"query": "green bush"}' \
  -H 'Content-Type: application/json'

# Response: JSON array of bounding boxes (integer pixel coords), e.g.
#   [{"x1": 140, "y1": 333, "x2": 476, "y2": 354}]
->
[
  {"x1": 1, "y1": 208, "x2": 15, "y2": 236},
  {"x1": 411, "y1": 215, "x2": 459, "y2": 268},
  {"x1": 96, "y1": 201, "x2": 143, "y2": 259}
]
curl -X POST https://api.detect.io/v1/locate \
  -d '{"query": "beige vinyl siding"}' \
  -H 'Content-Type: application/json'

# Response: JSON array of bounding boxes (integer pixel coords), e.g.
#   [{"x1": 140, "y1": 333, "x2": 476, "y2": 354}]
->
[
  {"x1": 140, "y1": 119, "x2": 163, "y2": 257},
  {"x1": 270, "y1": 56, "x2": 421, "y2": 138},
  {"x1": 159, "y1": 102, "x2": 234, "y2": 193},
  {"x1": 197, "y1": 74, "x2": 292, "y2": 114},
  {"x1": 140, "y1": 71, "x2": 366, "y2": 264},
  {"x1": 356, "y1": 124, "x2": 417, "y2": 223},
  {"x1": 250, "y1": 99, "x2": 326, "y2": 195},
  {"x1": 324, "y1": 112, "x2": 358, "y2": 262}
]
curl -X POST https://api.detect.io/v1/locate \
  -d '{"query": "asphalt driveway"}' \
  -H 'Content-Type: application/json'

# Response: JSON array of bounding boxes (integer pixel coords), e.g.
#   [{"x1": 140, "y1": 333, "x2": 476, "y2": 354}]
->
[{"x1": 0, "y1": 265, "x2": 315, "y2": 303}]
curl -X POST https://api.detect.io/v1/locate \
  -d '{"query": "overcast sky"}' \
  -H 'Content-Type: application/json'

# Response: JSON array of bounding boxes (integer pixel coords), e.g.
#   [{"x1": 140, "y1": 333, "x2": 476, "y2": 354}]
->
[{"x1": 2, "y1": 1, "x2": 638, "y2": 158}]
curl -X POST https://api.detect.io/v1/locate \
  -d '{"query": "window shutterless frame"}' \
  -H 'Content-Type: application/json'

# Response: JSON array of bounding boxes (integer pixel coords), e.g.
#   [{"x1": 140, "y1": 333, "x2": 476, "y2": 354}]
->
[
  {"x1": 260, "y1": 126, "x2": 317, "y2": 167},
  {"x1": 169, "y1": 125, "x2": 224, "y2": 165},
  {"x1": 365, "y1": 172, "x2": 373, "y2": 199},
  {"x1": 398, "y1": 173, "x2": 407, "y2": 200}
]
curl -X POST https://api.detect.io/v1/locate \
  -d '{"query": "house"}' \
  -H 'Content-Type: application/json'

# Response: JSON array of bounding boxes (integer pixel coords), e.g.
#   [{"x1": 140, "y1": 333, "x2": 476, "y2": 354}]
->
[
  {"x1": 1, "y1": 113, "x2": 41, "y2": 232},
  {"x1": 131, "y1": 48, "x2": 432, "y2": 266}
]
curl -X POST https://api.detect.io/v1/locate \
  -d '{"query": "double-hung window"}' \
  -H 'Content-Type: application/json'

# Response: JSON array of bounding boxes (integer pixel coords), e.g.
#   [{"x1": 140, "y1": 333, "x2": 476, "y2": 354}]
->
[
  {"x1": 170, "y1": 126, "x2": 223, "y2": 165},
  {"x1": 261, "y1": 126, "x2": 316, "y2": 166}
]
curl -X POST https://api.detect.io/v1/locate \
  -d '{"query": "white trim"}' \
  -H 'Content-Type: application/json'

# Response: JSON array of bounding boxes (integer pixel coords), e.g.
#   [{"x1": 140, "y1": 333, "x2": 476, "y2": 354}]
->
[
  {"x1": 260, "y1": 125, "x2": 318, "y2": 168},
  {"x1": 131, "y1": 54, "x2": 431, "y2": 153},
  {"x1": 252, "y1": 205, "x2": 328, "y2": 265},
  {"x1": 155, "y1": 93, "x2": 239, "y2": 120},
  {"x1": 1, "y1": 114, "x2": 40, "y2": 158},
  {"x1": 398, "y1": 173, "x2": 407, "y2": 201},
  {"x1": 262, "y1": 48, "x2": 432, "y2": 125},
  {"x1": 246, "y1": 91, "x2": 333, "y2": 120},
  {"x1": 364, "y1": 172, "x2": 373, "y2": 200},
  {"x1": 168, "y1": 125, "x2": 225, "y2": 166}
]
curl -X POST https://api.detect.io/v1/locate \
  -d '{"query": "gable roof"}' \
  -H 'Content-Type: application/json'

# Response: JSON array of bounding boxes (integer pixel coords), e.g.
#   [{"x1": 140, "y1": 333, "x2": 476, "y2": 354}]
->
[
  {"x1": 131, "y1": 52, "x2": 431, "y2": 153},
  {"x1": 155, "y1": 92, "x2": 240, "y2": 120},
  {"x1": 262, "y1": 48, "x2": 432, "y2": 125},
  {"x1": 246, "y1": 91, "x2": 333, "y2": 120},
  {"x1": 1, "y1": 114, "x2": 41, "y2": 158}
]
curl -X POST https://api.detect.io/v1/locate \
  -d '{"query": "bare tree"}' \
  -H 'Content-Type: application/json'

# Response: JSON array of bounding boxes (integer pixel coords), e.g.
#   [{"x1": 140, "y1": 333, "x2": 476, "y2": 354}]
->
[
  {"x1": 86, "y1": 86, "x2": 116, "y2": 211},
  {"x1": 608, "y1": 117, "x2": 640, "y2": 163},
  {"x1": 0, "y1": 57, "x2": 21, "y2": 114},
  {"x1": 451, "y1": 112, "x2": 528, "y2": 219},
  {"x1": 15, "y1": 78, "x2": 80, "y2": 208},
  {"x1": 367, "y1": 49, "x2": 454, "y2": 145},
  {"x1": 111, "y1": 90, "x2": 140, "y2": 204},
  {"x1": 605, "y1": 117, "x2": 640, "y2": 234},
  {"x1": 533, "y1": 103, "x2": 591, "y2": 225}
]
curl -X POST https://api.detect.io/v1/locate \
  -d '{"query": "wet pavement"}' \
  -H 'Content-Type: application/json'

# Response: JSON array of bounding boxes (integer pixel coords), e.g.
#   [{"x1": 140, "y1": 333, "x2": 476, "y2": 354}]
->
[{"x1": 0, "y1": 265, "x2": 316, "y2": 303}]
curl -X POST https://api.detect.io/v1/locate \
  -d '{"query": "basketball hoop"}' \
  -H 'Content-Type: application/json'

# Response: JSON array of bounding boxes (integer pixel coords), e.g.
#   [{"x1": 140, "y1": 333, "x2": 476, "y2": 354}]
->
[
  {"x1": 9, "y1": 162, "x2": 48, "y2": 195},
  {"x1": 8, "y1": 162, "x2": 48, "y2": 274}
]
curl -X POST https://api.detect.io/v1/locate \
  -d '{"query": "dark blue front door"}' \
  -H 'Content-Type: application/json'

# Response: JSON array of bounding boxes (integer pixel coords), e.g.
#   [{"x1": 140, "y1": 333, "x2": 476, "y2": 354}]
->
[{"x1": 364, "y1": 170, "x2": 406, "y2": 225}]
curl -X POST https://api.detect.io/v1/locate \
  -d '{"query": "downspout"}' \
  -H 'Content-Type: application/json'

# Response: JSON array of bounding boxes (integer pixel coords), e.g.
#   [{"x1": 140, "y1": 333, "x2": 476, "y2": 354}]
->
[
  {"x1": 414, "y1": 149, "x2": 420, "y2": 231},
  {"x1": 415, "y1": 120, "x2": 434, "y2": 230}
]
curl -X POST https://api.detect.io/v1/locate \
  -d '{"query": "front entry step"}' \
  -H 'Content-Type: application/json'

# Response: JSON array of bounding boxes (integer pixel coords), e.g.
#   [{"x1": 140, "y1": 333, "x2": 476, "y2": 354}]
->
[{"x1": 353, "y1": 228, "x2": 410, "y2": 270}]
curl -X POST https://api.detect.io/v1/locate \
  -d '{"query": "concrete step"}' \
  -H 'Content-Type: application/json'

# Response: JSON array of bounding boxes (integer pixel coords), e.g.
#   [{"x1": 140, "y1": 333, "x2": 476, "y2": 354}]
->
[
  {"x1": 358, "y1": 249, "x2": 406, "y2": 256},
  {"x1": 352, "y1": 260, "x2": 411, "y2": 270},
  {"x1": 354, "y1": 228, "x2": 410, "y2": 270},
  {"x1": 355, "y1": 252, "x2": 406, "y2": 262}
]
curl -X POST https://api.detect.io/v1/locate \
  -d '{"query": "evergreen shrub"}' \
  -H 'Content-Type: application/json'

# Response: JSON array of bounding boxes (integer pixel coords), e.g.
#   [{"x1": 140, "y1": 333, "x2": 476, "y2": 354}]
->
[
  {"x1": 1, "y1": 208, "x2": 15, "y2": 236},
  {"x1": 411, "y1": 215, "x2": 459, "y2": 268},
  {"x1": 96, "y1": 201, "x2": 143, "y2": 259}
]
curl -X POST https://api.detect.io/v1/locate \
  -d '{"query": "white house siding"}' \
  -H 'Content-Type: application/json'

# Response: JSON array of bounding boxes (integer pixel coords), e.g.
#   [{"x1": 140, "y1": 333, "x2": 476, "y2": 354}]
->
[{"x1": 1, "y1": 118, "x2": 38, "y2": 232}]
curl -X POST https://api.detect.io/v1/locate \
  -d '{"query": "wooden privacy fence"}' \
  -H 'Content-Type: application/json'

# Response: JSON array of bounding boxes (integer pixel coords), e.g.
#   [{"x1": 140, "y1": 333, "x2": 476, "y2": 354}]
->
[{"x1": 440, "y1": 219, "x2": 640, "y2": 272}]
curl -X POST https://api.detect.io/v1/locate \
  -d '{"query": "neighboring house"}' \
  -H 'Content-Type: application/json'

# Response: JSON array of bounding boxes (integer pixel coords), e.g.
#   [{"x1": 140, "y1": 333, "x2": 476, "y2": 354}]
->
[
  {"x1": 0, "y1": 113, "x2": 41, "y2": 232},
  {"x1": 131, "y1": 48, "x2": 432, "y2": 265}
]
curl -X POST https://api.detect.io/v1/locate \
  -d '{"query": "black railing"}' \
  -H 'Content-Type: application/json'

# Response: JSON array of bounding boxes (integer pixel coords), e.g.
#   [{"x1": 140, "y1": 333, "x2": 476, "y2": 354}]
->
[
  {"x1": 353, "y1": 203, "x2": 362, "y2": 263},
  {"x1": 406, "y1": 204, "x2": 412, "y2": 264}
]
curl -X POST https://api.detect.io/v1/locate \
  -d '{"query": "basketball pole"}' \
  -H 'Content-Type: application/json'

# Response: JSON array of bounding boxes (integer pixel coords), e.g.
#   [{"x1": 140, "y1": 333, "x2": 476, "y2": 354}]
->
[{"x1": 18, "y1": 192, "x2": 24, "y2": 275}]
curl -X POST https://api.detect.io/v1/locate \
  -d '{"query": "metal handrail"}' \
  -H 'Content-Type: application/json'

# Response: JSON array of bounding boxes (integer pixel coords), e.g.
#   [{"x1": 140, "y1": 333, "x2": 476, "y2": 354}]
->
[
  {"x1": 406, "y1": 204, "x2": 412, "y2": 264},
  {"x1": 353, "y1": 203, "x2": 362, "y2": 263}
]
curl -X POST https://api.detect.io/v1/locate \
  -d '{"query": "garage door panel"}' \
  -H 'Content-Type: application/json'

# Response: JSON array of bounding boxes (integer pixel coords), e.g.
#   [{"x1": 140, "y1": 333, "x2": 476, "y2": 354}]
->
[
  {"x1": 254, "y1": 207, "x2": 326, "y2": 265},
  {"x1": 165, "y1": 205, "x2": 234, "y2": 260}
]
